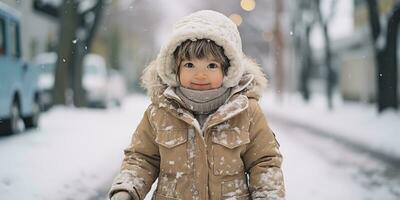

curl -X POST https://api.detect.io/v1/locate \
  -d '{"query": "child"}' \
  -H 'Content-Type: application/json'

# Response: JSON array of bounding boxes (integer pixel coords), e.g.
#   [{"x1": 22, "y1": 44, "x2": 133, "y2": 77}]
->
[{"x1": 109, "y1": 10, "x2": 285, "y2": 200}]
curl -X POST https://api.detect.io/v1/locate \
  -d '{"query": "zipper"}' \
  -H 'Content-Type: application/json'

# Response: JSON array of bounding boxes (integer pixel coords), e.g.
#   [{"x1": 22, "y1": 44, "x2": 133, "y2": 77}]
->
[{"x1": 204, "y1": 128, "x2": 209, "y2": 200}]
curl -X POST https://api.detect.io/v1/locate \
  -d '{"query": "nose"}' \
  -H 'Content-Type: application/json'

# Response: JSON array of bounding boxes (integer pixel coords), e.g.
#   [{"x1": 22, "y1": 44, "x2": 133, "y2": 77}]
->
[{"x1": 194, "y1": 70, "x2": 207, "y2": 80}]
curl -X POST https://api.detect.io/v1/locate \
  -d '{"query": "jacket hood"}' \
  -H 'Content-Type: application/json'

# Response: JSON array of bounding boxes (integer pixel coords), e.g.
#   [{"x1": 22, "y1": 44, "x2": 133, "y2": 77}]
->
[{"x1": 141, "y1": 10, "x2": 268, "y2": 99}]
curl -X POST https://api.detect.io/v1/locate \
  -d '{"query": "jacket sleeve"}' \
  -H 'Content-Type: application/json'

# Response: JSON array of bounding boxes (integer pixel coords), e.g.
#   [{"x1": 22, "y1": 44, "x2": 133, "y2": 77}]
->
[
  {"x1": 243, "y1": 100, "x2": 285, "y2": 199},
  {"x1": 108, "y1": 105, "x2": 160, "y2": 200}
]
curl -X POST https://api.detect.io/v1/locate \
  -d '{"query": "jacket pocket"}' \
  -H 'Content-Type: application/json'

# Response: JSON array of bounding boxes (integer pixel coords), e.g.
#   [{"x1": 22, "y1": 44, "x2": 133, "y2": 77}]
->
[
  {"x1": 153, "y1": 174, "x2": 180, "y2": 200},
  {"x1": 221, "y1": 176, "x2": 251, "y2": 199},
  {"x1": 153, "y1": 193, "x2": 180, "y2": 200},
  {"x1": 155, "y1": 129, "x2": 189, "y2": 175},
  {"x1": 211, "y1": 129, "x2": 250, "y2": 176}
]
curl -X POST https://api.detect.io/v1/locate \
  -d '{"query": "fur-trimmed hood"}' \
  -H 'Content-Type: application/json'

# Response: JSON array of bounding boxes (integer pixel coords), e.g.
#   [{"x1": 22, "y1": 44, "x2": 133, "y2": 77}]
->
[{"x1": 141, "y1": 10, "x2": 268, "y2": 100}]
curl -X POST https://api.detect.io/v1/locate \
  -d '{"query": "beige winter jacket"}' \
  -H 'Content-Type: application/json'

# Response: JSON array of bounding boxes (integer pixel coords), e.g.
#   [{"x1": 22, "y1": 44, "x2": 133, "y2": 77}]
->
[
  {"x1": 109, "y1": 74, "x2": 285, "y2": 200},
  {"x1": 109, "y1": 10, "x2": 285, "y2": 200}
]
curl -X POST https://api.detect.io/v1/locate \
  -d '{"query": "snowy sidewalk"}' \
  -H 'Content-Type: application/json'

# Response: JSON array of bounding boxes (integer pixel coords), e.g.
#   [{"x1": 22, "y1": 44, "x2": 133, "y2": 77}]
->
[
  {"x1": 0, "y1": 94, "x2": 150, "y2": 200},
  {"x1": 261, "y1": 91, "x2": 400, "y2": 166}
]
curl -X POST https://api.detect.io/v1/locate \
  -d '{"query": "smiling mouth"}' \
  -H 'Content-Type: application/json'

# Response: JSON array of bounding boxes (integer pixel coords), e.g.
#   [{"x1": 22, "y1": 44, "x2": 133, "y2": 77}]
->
[{"x1": 191, "y1": 83, "x2": 210, "y2": 86}]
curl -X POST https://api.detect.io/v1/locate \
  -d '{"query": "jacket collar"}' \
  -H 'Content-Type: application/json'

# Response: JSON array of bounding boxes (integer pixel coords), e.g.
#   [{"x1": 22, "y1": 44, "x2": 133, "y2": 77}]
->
[
  {"x1": 157, "y1": 75, "x2": 253, "y2": 133},
  {"x1": 202, "y1": 94, "x2": 248, "y2": 132},
  {"x1": 158, "y1": 92, "x2": 249, "y2": 134}
]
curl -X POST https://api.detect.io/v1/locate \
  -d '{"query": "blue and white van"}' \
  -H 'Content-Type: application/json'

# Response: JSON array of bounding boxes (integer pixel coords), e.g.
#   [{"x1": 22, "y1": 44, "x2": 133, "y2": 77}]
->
[{"x1": 0, "y1": 2, "x2": 40, "y2": 135}]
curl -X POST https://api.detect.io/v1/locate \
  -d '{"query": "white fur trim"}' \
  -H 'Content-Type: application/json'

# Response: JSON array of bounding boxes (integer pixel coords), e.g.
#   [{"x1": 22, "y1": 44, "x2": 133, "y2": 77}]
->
[{"x1": 157, "y1": 10, "x2": 244, "y2": 88}]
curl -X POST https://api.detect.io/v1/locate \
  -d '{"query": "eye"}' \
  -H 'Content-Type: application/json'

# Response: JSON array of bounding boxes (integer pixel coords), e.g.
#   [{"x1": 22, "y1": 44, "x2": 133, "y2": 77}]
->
[
  {"x1": 183, "y1": 63, "x2": 194, "y2": 68},
  {"x1": 207, "y1": 63, "x2": 219, "y2": 69}
]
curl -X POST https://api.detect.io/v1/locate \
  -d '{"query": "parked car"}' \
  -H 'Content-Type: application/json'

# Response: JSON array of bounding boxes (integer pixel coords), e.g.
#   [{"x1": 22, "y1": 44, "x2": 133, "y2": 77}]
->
[
  {"x1": 33, "y1": 52, "x2": 57, "y2": 111},
  {"x1": 106, "y1": 69, "x2": 127, "y2": 107},
  {"x1": 82, "y1": 53, "x2": 109, "y2": 108},
  {"x1": 34, "y1": 52, "x2": 125, "y2": 109},
  {"x1": 0, "y1": 2, "x2": 40, "y2": 135}
]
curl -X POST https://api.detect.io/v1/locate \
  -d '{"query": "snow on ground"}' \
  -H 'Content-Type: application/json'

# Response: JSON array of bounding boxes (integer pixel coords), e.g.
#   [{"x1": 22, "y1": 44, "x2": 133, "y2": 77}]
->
[
  {"x1": 0, "y1": 94, "x2": 149, "y2": 200},
  {"x1": 261, "y1": 91, "x2": 400, "y2": 160},
  {"x1": 272, "y1": 119, "x2": 400, "y2": 200},
  {"x1": 0, "y1": 92, "x2": 398, "y2": 200}
]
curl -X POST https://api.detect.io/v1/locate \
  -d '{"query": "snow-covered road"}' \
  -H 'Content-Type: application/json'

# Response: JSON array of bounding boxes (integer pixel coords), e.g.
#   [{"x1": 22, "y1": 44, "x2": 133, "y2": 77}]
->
[
  {"x1": 269, "y1": 118, "x2": 400, "y2": 200},
  {"x1": 0, "y1": 94, "x2": 398, "y2": 200}
]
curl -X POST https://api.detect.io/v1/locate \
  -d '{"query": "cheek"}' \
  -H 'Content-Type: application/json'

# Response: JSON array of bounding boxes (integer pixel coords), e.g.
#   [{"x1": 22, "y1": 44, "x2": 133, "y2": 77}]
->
[
  {"x1": 179, "y1": 71, "x2": 191, "y2": 86},
  {"x1": 210, "y1": 72, "x2": 224, "y2": 88}
]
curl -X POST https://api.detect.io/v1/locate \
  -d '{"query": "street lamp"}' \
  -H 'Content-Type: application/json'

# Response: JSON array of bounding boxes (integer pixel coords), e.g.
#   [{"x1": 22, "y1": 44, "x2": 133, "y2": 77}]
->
[{"x1": 241, "y1": 0, "x2": 256, "y2": 11}]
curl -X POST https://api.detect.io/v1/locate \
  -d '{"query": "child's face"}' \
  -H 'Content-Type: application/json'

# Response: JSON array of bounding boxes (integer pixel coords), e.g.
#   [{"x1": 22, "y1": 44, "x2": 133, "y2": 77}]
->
[{"x1": 179, "y1": 57, "x2": 224, "y2": 90}]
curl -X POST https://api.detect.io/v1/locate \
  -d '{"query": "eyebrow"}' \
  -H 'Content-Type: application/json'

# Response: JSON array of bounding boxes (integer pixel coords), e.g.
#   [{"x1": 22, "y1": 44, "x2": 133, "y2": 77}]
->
[{"x1": 181, "y1": 59, "x2": 220, "y2": 64}]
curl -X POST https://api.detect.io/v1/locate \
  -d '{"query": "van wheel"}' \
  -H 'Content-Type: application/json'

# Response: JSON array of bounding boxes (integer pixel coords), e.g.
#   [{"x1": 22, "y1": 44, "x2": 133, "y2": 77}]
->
[
  {"x1": 0, "y1": 101, "x2": 21, "y2": 136},
  {"x1": 24, "y1": 97, "x2": 40, "y2": 129}
]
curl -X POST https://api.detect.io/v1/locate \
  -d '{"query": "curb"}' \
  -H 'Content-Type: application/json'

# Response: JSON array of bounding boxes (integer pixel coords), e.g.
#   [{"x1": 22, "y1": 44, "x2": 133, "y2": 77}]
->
[{"x1": 266, "y1": 111, "x2": 400, "y2": 168}]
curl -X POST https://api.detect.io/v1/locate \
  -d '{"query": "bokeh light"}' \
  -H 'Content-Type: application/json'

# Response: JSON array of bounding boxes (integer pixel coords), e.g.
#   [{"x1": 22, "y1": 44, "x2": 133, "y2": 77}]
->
[
  {"x1": 229, "y1": 13, "x2": 243, "y2": 26},
  {"x1": 240, "y1": 0, "x2": 256, "y2": 11}
]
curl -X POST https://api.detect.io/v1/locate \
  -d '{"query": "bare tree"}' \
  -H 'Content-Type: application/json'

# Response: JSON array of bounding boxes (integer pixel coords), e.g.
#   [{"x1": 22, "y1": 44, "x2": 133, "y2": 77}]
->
[
  {"x1": 70, "y1": 0, "x2": 105, "y2": 107},
  {"x1": 365, "y1": 0, "x2": 399, "y2": 112},
  {"x1": 290, "y1": 0, "x2": 338, "y2": 108},
  {"x1": 291, "y1": 0, "x2": 316, "y2": 101},
  {"x1": 34, "y1": 0, "x2": 105, "y2": 107},
  {"x1": 314, "y1": 0, "x2": 337, "y2": 109},
  {"x1": 52, "y1": 0, "x2": 78, "y2": 106}
]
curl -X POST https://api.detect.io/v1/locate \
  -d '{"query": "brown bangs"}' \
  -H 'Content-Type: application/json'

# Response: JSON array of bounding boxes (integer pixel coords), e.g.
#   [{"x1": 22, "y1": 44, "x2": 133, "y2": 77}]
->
[{"x1": 173, "y1": 39, "x2": 230, "y2": 74}]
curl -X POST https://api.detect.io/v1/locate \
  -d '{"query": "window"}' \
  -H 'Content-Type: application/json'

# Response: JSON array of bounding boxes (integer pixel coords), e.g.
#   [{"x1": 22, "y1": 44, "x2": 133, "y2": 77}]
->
[
  {"x1": 0, "y1": 17, "x2": 5, "y2": 56},
  {"x1": 9, "y1": 20, "x2": 20, "y2": 58}
]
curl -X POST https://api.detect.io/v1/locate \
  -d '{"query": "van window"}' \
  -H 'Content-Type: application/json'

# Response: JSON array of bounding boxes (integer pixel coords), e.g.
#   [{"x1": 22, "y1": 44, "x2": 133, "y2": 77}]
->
[
  {"x1": 9, "y1": 20, "x2": 20, "y2": 58},
  {"x1": 0, "y1": 17, "x2": 5, "y2": 56}
]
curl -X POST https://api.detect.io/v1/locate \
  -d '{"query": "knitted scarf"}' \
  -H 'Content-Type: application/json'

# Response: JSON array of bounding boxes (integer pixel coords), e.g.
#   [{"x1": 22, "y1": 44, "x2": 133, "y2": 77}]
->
[{"x1": 175, "y1": 86, "x2": 231, "y2": 127}]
